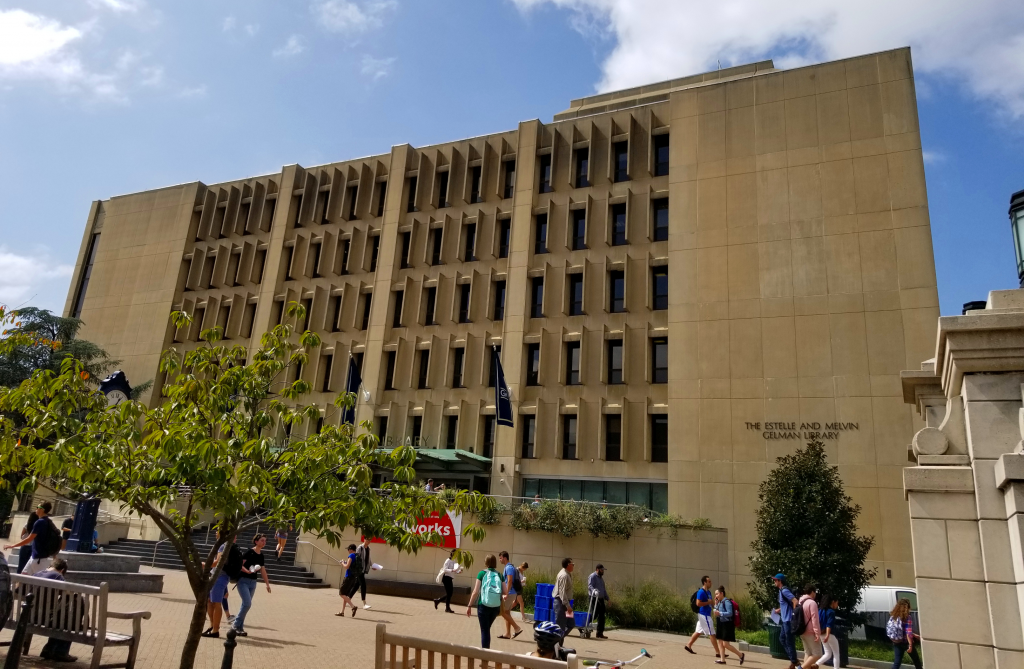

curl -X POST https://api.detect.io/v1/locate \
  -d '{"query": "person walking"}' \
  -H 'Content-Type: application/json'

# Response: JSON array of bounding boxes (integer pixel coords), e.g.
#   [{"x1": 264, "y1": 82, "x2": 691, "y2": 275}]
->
[
  {"x1": 14, "y1": 511, "x2": 37, "y2": 574},
  {"x1": 513, "y1": 562, "x2": 529, "y2": 621},
  {"x1": 773, "y1": 574, "x2": 800, "y2": 669},
  {"x1": 356, "y1": 536, "x2": 372, "y2": 610},
  {"x1": 587, "y1": 564, "x2": 610, "y2": 639},
  {"x1": 798, "y1": 585, "x2": 822, "y2": 669},
  {"x1": 202, "y1": 531, "x2": 231, "y2": 639},
  {"x1": 713, "y1": 586, "x2": 745, "y2": 664},
  {"x1": 497, "y1": 551, "x2": 523, "y2": 639},
  {"x1": 4, "y1": 501, "x2": 58, "y2": 575},
  {"x1": 60, "y1": 513, "x2": 74, "y2": 551},
  {"x1": 434, "y1": 549, "x2": 461, "y2": 612},
  {"x1": 553, "y1": 557, "x2": 575, "y2": 639},
  {"x1": 231, "y1": 533, "x2": 271, "y2": 636},
  {"x1": 684, "y1": 575, "x2": 721, "y2": 661},
  {"x1": 465, "y1": 553, "x2": 504, "y2": 648},
  {"x1": 274, "y1": 524, "x2": 291, "y2": 562},
  {"x1": 816, "y1": 593, "x2": 840, "y2": 669},
  {"x1": 337, "y1": 543, "x2": 361, "y2": 617},
  {"x1": 887, "y1": 598, "x2": 922, "y2": 669}
]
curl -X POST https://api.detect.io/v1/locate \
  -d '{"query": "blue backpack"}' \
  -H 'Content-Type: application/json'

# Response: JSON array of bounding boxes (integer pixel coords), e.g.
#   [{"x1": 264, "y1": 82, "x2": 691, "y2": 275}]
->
[{"x1": 480, "y1": 569, "x2": 503, "y2": 608}]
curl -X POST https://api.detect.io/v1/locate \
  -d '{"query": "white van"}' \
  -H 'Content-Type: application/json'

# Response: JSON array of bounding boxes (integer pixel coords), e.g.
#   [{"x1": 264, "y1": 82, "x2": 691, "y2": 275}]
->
[{"x1": 850, "y1": 586, "x2": 918, "y2": 640}]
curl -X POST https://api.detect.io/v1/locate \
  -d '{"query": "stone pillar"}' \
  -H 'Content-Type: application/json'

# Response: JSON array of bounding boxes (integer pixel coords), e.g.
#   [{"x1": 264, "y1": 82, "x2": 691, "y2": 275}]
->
[{"x1": 902, "y1": 289, "x2": 1024, "y2": 669}]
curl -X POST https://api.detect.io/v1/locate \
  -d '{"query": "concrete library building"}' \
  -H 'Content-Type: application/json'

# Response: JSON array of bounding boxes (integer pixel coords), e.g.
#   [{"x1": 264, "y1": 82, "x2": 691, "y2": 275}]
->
[{"x1": 64, "y1": 46, "x2": 938, "y2": 587}]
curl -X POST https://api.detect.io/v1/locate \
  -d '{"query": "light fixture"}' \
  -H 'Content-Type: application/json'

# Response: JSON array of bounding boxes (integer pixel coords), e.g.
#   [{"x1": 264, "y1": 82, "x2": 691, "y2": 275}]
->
[{"x1": 1009, "y1": 188, "x2": 1024, "y2": 287}]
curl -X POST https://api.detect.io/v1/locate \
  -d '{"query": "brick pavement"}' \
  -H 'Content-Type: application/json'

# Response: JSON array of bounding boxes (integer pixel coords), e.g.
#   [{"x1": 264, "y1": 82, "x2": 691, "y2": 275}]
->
[{"x1": 3, "y1": 567, "x2": 782, "y2": 669}]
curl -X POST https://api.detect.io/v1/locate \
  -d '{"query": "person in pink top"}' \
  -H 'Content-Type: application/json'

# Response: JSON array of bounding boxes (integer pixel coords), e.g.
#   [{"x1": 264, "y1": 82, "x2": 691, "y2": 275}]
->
[{"x1": 798, "y1": 585, "x2": 822, "y2": 669}]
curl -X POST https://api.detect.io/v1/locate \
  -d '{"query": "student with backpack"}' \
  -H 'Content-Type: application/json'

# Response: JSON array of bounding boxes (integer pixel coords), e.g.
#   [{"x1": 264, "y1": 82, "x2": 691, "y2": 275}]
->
[
  {"x1": 816, "y1": 593, "x2": 840, "y2": 669},
  {"x1": 466, "y1": 553, "x2": 505, "y2": 648},
  {"x1": 797, "y1": 585, "x2": 822, "y2": 668},
  {"x1": 4, "y1": 501, "x2": 61, "y2": 576},
  {"x1": 684, "y1": 575, "x2": 722, "y2": 661},
  {"x1": 887, "y1": 598, "x2": 922, "y2": 669},
  {"x1": 202, "y1": 528, "x2": 239, "y2": 639},
  {"x1": 337, "y1": 543, "x2": 362, "y2": 617},
  {"x1": 497, "y1": 551, "x2": 523, "y2": 640},
  {"x1": 772, "y1": 574, "x2": 800, "y2": 669},
  {"x1": 713, "y1": 586, "x2": 745, "y2": 664}
]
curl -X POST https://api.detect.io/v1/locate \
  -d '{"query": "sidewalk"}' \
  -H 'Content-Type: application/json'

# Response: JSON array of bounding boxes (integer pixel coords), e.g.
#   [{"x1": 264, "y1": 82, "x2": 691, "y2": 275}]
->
[{"x1": 4, "y1": 567, "x2": 783, "y2": 668}]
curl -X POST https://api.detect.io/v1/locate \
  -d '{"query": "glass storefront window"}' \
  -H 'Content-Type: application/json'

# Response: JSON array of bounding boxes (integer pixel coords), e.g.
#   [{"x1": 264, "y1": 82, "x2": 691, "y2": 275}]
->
[{"x1": 561, "y1": 480, "x2": 582, "y2": 501}]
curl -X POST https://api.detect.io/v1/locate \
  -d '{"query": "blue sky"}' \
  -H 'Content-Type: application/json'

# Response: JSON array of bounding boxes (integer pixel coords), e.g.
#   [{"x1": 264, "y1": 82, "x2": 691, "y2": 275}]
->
[{"x1": 0, "y1": 0, "x2": 1022, "y2": 319}]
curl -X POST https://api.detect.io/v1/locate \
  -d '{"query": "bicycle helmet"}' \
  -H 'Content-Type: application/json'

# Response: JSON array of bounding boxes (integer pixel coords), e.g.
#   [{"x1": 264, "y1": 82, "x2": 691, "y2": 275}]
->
[{"x1": 534, "y1": 621, "x2": 563, "y2": 651}]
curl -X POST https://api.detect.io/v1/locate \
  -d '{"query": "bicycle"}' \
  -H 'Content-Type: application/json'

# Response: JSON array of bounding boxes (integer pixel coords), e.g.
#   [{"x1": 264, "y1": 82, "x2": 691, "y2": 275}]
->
[{"x1": 582, "y1": 648, "x2": 654, "y2": 667}]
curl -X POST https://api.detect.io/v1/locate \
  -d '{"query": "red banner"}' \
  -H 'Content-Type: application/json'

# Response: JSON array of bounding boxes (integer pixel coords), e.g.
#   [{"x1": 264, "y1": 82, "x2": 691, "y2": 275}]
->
[{"x1": 368, "y1": 511, "x2": 463, "y2": 549}]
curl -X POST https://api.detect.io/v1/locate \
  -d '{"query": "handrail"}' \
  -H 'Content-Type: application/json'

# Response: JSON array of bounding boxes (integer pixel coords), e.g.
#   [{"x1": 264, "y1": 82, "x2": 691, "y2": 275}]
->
[
  {"x1": 151, "y1": 518, "x2": 209, "y2": 567},
  {"x1": 294, "y1": 540, "x2": 346, "y2": 583}
]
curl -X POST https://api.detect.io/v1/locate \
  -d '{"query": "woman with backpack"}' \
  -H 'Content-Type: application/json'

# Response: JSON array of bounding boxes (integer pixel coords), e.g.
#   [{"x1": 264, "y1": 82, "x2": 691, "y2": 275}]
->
[
  {"x1": 713, "y1": 586, "x2": 745, "y2": 665},
  {"x1": 798, "y1": 585, "x2": 822, "y2": 669},
  {"x1": 4, "y1": 501, "x2": 60, "y2": 575},
  {"x1": 337, "y1": 543, "x2": 361, "y2": 617},
  {"x1": 887, "y1": 598, "x2": 922, "y2": 669},
  {"x1": 816, "y1": 593, "x2": 840, "y2": 669},
  {"x1": 466, "y1": 553, "x2": 506, "y2": 648}
]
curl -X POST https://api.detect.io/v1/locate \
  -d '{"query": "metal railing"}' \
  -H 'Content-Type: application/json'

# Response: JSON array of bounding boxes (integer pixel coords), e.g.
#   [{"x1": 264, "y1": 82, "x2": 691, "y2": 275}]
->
[{"x1": 294, "y1": 540, "x2": 344, "y2": 584}]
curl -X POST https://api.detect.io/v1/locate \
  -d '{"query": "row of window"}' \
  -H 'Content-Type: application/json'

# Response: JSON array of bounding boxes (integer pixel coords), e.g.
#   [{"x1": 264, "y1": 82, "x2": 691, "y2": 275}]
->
[
  {"x1": 520, "y1": 413, "x2": 668, "y2": 462},
  {"x1": 522, "y1": 478, "x2": 668, "y2": 513},
  {"x1": 529, "y1": 267, "x2": 668, "y2": 319},
  {"x1": 406, "y1": 161, "x2": 511, "y2": 213},
  {"x1": 538, "y1": 134, "x2": 670, "y2": 193}
]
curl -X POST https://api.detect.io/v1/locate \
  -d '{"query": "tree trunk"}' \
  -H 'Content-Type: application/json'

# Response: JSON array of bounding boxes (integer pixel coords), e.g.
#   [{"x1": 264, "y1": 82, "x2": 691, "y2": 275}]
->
[{"x1": 178, "y1": 594, "x2": 209, "y2": 669}]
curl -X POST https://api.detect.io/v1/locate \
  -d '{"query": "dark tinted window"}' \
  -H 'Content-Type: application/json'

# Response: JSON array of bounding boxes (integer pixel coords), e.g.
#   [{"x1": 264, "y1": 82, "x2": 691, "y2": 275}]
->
[
  {"x1": 613, "y1": 141, "x2": 629, "y2": 182},
  {"x1": 493, "y1": 281, "x2": 506, "y2": 321},
  {"x1": 470, "y1": 166, "x2": 482, "y2": 203},
  {"x1": 531, "y1": 278, "x2": 544, "y2": 318},
  {"x1": 360, "y1": 294, "x2": 371, "y2": 330},
  {"x1": 522, "y1": 415, "x2": 536, "y2": 458},
  {"x1": 459, "y1": 284, "x2": 471, "y2": 323},
  {"x1": 369, "y1": 236, "x2": 380, "y2": 272},
  {"x1": 609, "y1": 271, "x2": 625, "y2": 313},
  {"x1": 482, "y1": 416, "x2": 496, "y2": 457},
  {"x1": 437, "y1": 171, "x2": 450, "y2": 208},
  {"x1": 652, "y1": 337, "x2": 668, "y2": 383},
  {"x1": 611, "y1": 203, "x2": 627, "y2": 246},
  {"x1": 607, "y1": 339, "x2": 623, "y2": 384},
  {"x1": 384, "y1": 351, "x2": 396, "y2": 389},
  {"x1": 431, "y1": 228, "x2": 443, "y2": 265},
  {"x1": 503, "y1": 161, "x2": 516, "y2": 199},
  {"x1": 424, "y1": 287, "x2": 437, "y2": 325},
  {"x1": 563, "y1": 416, "x2": 578, "y2": 460},
  {"x1": 392, "y1": 290, "x2": 404, "y2": 328},
  {"x1": 464, "y1": 223, "x2": 477, "y2": 261},
  {"x1": 653, "y1": 267, "x2": 668, "y2": 310},
  {"x1": 606, "y1": 415, "x2": 622, "y2": 461},
  {"x1": 566, "y1": 341, "x2": 581, "y2": 385},
  {"x1": 418, "y1": 350, "x2": 430, "y2": 389},
  {"x1": 568, "y1": 274, "x2": 584, "y2": 316},
  {"x1": 488, "y1": 345, "x2": 501, "y2": 388},
  {"x1": 571, "y1": 210, "x2": 586, "y2": 250},
  {"x1": 452, "y1": 347, "x2": 465, "y2": 388},
  {"x1": 574, "y1": 148, "x2": 589, "y2": 188},
  {"x1": 651, "y1": 414, "x2": 668, "y2": 462},
  {"x1": 538, "y1": 154, "x2": 552, "y2": 193},
  {"x1": 446, "y1": 415, "x2": 458, "y2": 449},
  {"x1": 406, "y1": 176, "x2": 417, "y2": 212},
  {"x1": 654, "y1": 134, "x2": 670, "y2": 176},
  {"x1": 376, "y1": 181, "x2": 387, "y2": 217},
  {"x1": 498, "y1": 220, "x2": 511, "y2": 258},
  {"x1": 653, "y1": 199, "x2": 669, "y2": 242},
  {"x1": 535, "y1": 214, "x2": 548, "y2": 254},
  {"x1": 400, "y1": 231, "x2": 411, "y2": 269},
  {"x1": 526, "y1": 343, "x2": 540, "y2": 386}
]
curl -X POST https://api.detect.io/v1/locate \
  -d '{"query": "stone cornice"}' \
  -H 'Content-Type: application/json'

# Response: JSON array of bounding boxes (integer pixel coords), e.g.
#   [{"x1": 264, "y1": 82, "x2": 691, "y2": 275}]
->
[{"x1": 935, "y1": 311, "x2": 1024, "y2": 398}]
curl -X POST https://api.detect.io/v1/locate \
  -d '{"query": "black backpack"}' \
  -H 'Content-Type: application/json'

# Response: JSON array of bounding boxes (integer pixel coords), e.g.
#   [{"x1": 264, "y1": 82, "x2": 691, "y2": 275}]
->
[
  {"x1": 512, "y1": 568, "x2": 522, "y2": 593},
  {"x1": 223, "y1": 544, "x2": 244, "y2": 582},
  {"x1": 41, "y1": 519, "x2": 62, "y2": 558},
  {"x1": 790, "y1": 599, "x2": 808, "y2": 635},
  {"x1": 690, "y1": 590, "x2": 701, "y2": 613},
  {"x1": 349, "y1": 552, "x2": 363, "y2": 575}
]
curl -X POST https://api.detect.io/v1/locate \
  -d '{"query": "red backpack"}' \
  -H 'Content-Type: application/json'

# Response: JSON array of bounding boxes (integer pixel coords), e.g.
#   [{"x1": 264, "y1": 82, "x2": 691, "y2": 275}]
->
[{"x1": 730, "y1": 599, "x2": 741, "y2": 629}]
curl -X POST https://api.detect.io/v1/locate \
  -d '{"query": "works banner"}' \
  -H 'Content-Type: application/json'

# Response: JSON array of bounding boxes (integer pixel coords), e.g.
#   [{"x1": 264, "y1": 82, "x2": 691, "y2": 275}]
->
[{"x1": 369, "y1": 510, "x2": 463, "y2": 549}]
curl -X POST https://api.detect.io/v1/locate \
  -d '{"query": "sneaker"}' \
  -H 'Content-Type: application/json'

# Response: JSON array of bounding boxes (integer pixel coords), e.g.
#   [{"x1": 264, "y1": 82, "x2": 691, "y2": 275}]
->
[
  {"x1": 233, "y1": 629, "x2": 248, "y2": 637},
  {"x1": 363, "y1": 604, "x2": 371, "y2": 609},
  {"x1": 226, "y1": 614, "x2": 236, "y2": 623}
]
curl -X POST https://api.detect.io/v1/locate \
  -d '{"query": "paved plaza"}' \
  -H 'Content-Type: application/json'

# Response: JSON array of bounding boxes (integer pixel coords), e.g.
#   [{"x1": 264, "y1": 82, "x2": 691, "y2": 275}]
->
[{"x1": 2, "y1": 567, "x2": 781, "y2": 669}]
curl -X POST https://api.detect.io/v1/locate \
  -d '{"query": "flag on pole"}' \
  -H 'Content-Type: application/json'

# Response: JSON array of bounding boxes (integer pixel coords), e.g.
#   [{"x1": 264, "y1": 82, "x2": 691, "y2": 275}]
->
[
  {"x1": 343, "y1": 356, "x2": 362, "y2": 425},
  {"x1": 493, "y1": 346, "x2": 514, "y2": 428}
]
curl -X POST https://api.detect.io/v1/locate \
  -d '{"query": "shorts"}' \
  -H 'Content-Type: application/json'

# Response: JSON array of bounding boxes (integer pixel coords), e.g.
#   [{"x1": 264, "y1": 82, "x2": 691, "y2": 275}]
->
[
  {"x1": 801, "y1": 632, "x2": 823, "y2": 657},
  {"x1": 503, "y1": 592, "x2": 518, "y2": 611},
  {"x1": 695, "y1": 612, "x2": 715, "y2": 637},
  {"x1": 23, "y1": 557, "x2": 52, "y2": 576},
  {"x1": 717, "y1": 619, "x2": 736, "y2": 642},
  {"x1": 210, "y1": 573, "x2": 230, "y2": 603},
  {"x1": 340, "y1": 576, "x2": 359, "y2": 598}
]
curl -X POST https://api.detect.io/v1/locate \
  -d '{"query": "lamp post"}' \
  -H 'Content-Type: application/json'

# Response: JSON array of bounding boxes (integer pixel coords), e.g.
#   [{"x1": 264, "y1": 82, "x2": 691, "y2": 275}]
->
[{"x1": 1010, "y1": 188, "x2": 1024, "y2": 287}]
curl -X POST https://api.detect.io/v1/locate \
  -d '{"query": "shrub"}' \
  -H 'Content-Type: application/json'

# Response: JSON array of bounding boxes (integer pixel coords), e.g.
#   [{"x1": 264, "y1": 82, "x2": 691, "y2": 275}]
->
[
  {"x1": 509, "y1": 500, "x2": 714, "y2": 541},
  {"x1": 607, "y1": 579, "x2": 696, "y2": 633},
  {"x1": 734, "y1": 594, "x2": 765, "y2": 631}
]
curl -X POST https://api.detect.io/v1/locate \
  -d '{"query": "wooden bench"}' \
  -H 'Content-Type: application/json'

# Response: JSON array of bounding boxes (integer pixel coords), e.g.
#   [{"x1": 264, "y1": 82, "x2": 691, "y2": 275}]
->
[
  {"x1": 5, "y1": 573, "x2": 151, "y2": 669},
  {"x1": 374, "y1": 622, "x2": 578, "y2": 669}
]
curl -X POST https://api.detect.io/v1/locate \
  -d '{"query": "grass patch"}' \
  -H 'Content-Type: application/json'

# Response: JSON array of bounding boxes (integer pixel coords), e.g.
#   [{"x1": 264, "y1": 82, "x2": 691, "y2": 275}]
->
[{"x1": 734, "y1": 630, "x2": 909, "y2": 664}]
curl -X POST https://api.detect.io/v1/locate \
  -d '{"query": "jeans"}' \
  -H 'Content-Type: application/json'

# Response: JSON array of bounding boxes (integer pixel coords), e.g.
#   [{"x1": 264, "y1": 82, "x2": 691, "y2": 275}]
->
[
  {"x1": 817, "y1": 634, "x2": 840, "y2": 668},
  {"x1": 477, "y1": 605, "x2": 499, "y2": 648},
  {"x1": 553, "y1": 599, "x2": 575, "y2": 638},
  {"x1": 357, "y1": 573, "x2": 367, "y2": 602},
  {"x1": 778, "y1": 622, "x2": 798, "y2": 664},
  {"x1": 232, "y1": 578, "x2": 258, "y2": 630},
  {"x1": 442, "y1": 575, "x2": 454, "y2": 610},
  {"x1": 892, "y1": 641, "x2": 922, "y2": 669}
]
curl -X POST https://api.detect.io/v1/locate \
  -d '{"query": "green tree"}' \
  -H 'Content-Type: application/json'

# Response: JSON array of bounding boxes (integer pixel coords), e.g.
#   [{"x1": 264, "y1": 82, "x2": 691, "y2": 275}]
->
[
  {"x1": 0, "y1": 303, "x2": 492, "y2": 669},
  {"x1": 747, "y1": 439, "x2": 876, "y2": 611}
]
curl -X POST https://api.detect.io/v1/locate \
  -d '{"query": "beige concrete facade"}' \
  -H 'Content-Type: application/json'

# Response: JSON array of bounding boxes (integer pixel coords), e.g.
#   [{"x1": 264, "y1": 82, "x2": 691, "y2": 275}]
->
[{"x1": 64, "y1": 47, "x2": 938, "y2": 589}]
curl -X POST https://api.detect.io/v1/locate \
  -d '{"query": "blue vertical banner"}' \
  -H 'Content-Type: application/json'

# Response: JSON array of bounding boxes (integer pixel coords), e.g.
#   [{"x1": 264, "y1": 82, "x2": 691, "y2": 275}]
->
[
  {"x1": 343, "y1": 356, "x2": 362, "y2": 425},
  {"x1": 493, "y1": 346, "x2": 514, "y2": 428}
]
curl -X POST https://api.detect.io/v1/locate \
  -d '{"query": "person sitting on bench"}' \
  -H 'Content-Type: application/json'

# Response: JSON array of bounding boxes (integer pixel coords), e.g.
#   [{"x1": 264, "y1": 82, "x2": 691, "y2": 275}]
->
[{"x1": 33, "y1": 558, "x2": 78, "y2": 663}]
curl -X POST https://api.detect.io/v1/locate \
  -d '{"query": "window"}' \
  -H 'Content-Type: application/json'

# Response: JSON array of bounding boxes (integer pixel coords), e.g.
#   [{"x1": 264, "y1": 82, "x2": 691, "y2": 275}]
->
[
  {"x1": 464, "y1": 223, "x2": 477, "y2": 261},
  {"x1": 255, "y1": 249, "x2": 268, "y2": 284},
  {"x1": 493, "y1": 281, "x2": 506, "y2": 321},
  {"x1": 431, "y1": 228, "x2": 443, "y2": 265},
  {"x1": 424, "y1": 287, "x2": 437, "y2": 325},
  {"x1": 531, "y1": 278, "x2": 544, "y2": 318},
  {"x1": 571, "y1": 209, "x2": 586, "y2": 250},
  {"x1": 653, "y1": 199, "x2": 669, "y2": 242},
  {"x1": 407, "y1": 176, "x2": 418, "y2": 212},
  {"x1": 360, "y1": 294, "x2": 372, "y2": 330},
  {"x1": 613, "y1": 141, "x2": 629, "y2": 182},
  {"x1": 71, "y1": 232, "x2": 100, "y2": 318},
  {"x1": 653, "y1": 134, "x2": 670, "y2": 177},
  {"x1": 521, "y1": 415, "x2": 536, "y2": 458},
  {"x1": 328, "y1": 295, "x2": 342, "y2": 332},
  {"x1": 301, "y1": 297, "x2": 313, "y2": 332},
  {"x1": 568, "y1": 274, "x2": 584, "y2": 316},
  {"x1": 609, "y1": 271, "x2": 625, "y2": 313},
  {"x1": 482, "y1": 416, "x2": 496, "y2": 458},
  {"x1": 376, "y1": 181, "x2": 387, "y2": 217},
  {"x1": 470, "y1": 166, "x2": 482, "y2": 203},
  {"x1": 526, "y1": 343, "x2": 540, "y2": 386},
  {"x1": 607, "y1": 340, "x2": 623, "y2": 384},
  {"x1": 652, "y1": 267, "x2": 668, "y2": 310},
  {"x1": 605, "y1": 415, "x2": 622, "y2": 461},
  {"x1": 377, "y1": 416, "x2": 389, "y2": 446},
  {"x1": 498, "y1": 220, "x2": 511, "y2": 258},
  {"x1": 563, "y1": 416, "x2": 578, "y2": 460},
  {"x1": 318, "y1": 191, "x2": 330, "y2": 224},
  {"x1": 503, "y1": 160, "x2": 516, "y2": 199},
  {"x1": 651, "y1": 415, "x2": 668, "y2": 462},
  {"x1": 321, "y1": 354, "x2": 333, "y2": 392},
  {"x1": 565, "y1": 341, "x2": 581, "y2": 385},
  {"x1": 384, "y1": 351, "x2": 397, "y2": 389},
  {"x1": 488, "y1": 345, "x2": 501, "y2": 388},
  {"x1": 243, "y1": 303, "x2": 257, "y2": 338},
  {"x1": 283, "y1": 246, "x2": 294, "y2": 280},
  {"x1": 369, "y1": 236, "x2": 380, "y2": 272},
  {"x1": 535, "y1": 214, "x2": 548, "y2": 254},
  {"x1": 452, "y1": 347, "x2": 465, "y2": 388},
  {"x1": 347, "y1": 185, "x2": 358, "y2": 220},
  {"x1": 538, "y1": 154, "x2": 552, "y2": 193},
  {"x1": 400, "y1": 231, "x2": 411, "y2": 269},
  {"x1": 418, "y1": 350, "x2": 430, "y2": 389},
  {"x1": 574, "y1": 148, "x2": 589, "y2": 188},
  {"x1": 437, "y1": 171, "x2": 450, "y2": 208},
  {"x1": 311, "y1": 243, "x2": 322, "y2": 278},
  {"x1": 459, "y1": 284, "x2": 471, "y2": 323},
  {"x1": 651, "y1": 337, "x2": 668, "y2": 383},
  {"x1": 392, "y1": 291, "x2": 404, "y2": 328},
  {"x1": 412, "y1": 415, "x2": 423, "y2": 447},
  {"x1": 446, "y1": 415, "x2": 458, "y2": 449},
  {"x1": 610, "y1": 203, "x2": 627, "y2": 246},
  {"x1": 340, "y1": 239, "x2": 351, "y2": 274}
]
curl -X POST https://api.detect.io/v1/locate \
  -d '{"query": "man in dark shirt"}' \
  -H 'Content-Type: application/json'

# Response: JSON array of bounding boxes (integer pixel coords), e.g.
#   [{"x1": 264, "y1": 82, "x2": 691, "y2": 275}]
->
[
  {"x1": 60, "y1": 515, "x2": 75, "y2": 551},
  {"x1": 4, "y1": 502, "x2": 55, "y2": 575},
  {"x1": 35, "y1": 558, "x2": 78, "y2": 663},
  {"x1": 356, "y1": 536, "x2": 372, "y2": 610}
]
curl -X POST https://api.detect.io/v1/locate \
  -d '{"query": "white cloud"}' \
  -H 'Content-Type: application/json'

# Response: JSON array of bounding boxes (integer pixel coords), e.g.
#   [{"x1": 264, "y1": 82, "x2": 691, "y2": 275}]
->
[
  {"x1": 88, "y1": 0, "x2": 144, "y2": 13},
  {"x1": 922, "y1": 150, "x2": 946, "y2": 165},
  {"x1": 273, "y1": 35, "x2": 306, "y2": 58},
  {"x1": 177, "y1": 84, "x2": 207, "y2": 98},
  {"x1": 511, "y1": 0, "x2": 1024, "y2": 118},
  {"x1": 360, "y1": 54, "x2": 395, "y2": 80},
  {"x1": 222, "y1": 16, "x2": 236, "y2": 32},
  {"x1": 0, "y1": 247, "x2": 73, "y2": 306},
  {"x1": 245, "y1": 24, "x2": 260, "y2": 37},
  {"x1": 313, "y1": 0, "x2": 397, "y2": 34}
]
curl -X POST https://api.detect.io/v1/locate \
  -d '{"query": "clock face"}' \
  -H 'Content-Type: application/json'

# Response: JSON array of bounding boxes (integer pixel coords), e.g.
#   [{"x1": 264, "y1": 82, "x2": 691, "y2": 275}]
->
[{"x1": 106, "y1": 389, "x2": 129, "y2": 407}]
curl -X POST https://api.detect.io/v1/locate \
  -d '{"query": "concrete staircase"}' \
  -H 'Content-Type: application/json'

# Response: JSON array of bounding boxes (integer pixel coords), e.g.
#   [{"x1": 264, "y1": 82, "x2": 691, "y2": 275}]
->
[
  {"x1": 10, "y1": 549, "x2": 163, "y2": 592},
  {"x1": 102, "y1": 525, "x2": 329, "y2": 589}
]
